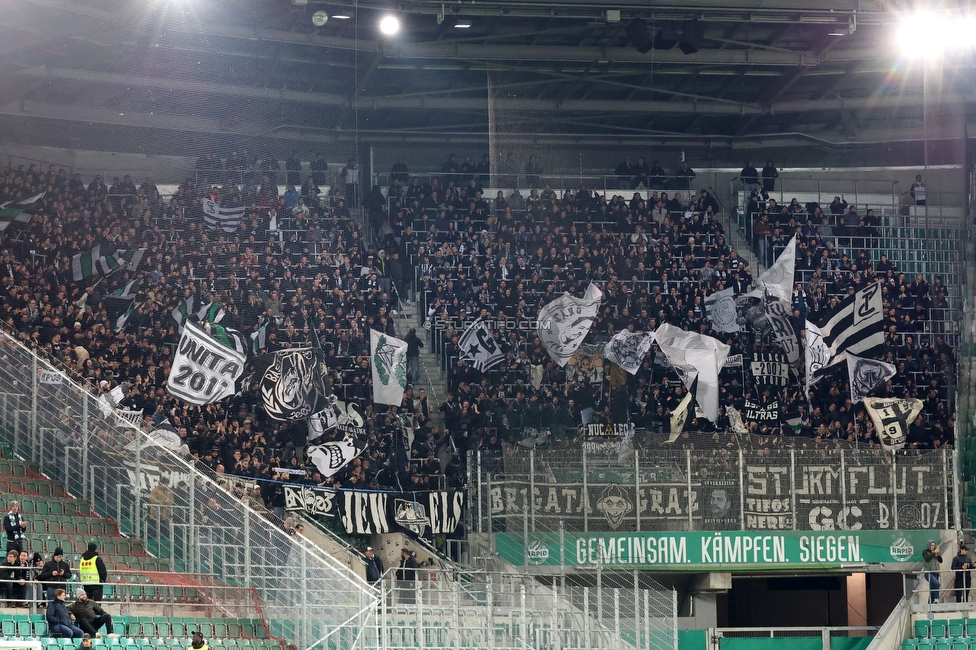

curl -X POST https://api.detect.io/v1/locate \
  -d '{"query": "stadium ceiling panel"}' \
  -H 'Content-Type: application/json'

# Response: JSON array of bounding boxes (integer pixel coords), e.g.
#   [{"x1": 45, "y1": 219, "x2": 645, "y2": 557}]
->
[{"x1": 0, "y1": 0, "x2": 973, "y2": 153}]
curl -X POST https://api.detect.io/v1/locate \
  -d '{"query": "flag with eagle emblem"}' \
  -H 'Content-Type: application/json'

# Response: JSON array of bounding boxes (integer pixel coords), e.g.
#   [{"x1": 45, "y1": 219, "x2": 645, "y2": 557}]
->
[{"x1": 371, "y1": 329, "x2": 408, "y2": 405}]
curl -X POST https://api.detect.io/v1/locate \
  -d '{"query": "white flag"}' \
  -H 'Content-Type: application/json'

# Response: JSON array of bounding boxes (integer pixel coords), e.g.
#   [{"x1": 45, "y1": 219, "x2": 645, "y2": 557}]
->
[
  {"x1": 537, "y1": 283, "x2": 602, "y2": 366},
  {"x1": 846, "y1": 354, "x2": 896, "y2": 404},
  {"x1": 727, "y1": 406, "x2": 749, "y2": 436},
  {"x1": 654, "y1": 323, "x2": 730, "y2": 422},
  {"x1": 167, "y1": 322, "x2": 245, "y2": 405},
  {"x1": 804, "y1": 320, "x2": 831, "y2": 395},
  {"x1": 603, "y1": 330, "x2": 655, "y2": 375},
  {"x1": 371, "y1": 329, "x2": 408, "y2": 405},
  {"x1": 743, "y1": 235, "x2": 796, "y2": 304},
  {"x1": 458, "y1": 318, "x2": 505, "y2": 372},
  {"x1": 817, "y1": 281, "x2": 885, "y2": 359},
  {"x1": 201, "y1": 198, "x2": 246, "y2": 233},
  {"x1": 705, "y1": 288, "x2": 740, "y2": 333},
  {"x1": 863, "y1": 397, "x2": 923, "y2": 452},
  {"x1": 307, "y1": 436, "x2": 365, "y2": 479},
  {"x1": 667, "y1": 387, "x2": 694, "y2": 443}
]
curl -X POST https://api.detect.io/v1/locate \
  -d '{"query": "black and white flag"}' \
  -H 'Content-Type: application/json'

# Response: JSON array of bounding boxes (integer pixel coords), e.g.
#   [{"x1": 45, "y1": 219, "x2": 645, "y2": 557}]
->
[
  {"x1": 846, "y1": 354, "x2": 896, "y2": 404},
  {"x1": 742, "y1": 235, "x2": 796, "y2": 304},
  {"x1": 804, "y1": 320, "x2": 830, "y2": 396},
  {"x1": 744, "y1": 398, "x2": 780, "y2": 422},
  {"x1": 667, "y1": 382, "x2": 695, "y2": 443},
  {"x1": 751, "y1": 351, "x2": 790, "y2": 387},
  {"x1": 307, "y1": 436, "x2": 366, "y2": 479},
  {"x1": 538, "y1": 283, "x2": 602, "y2": 366},
  {"x1": 252, "y1": 348, "x2": 328, "y2": 421},
  {"x1": 817, "y1": 281, "x2": 885, "y2": 359},
  {"x1": 863, "y1": 397, "x2": 923, "y2": 452},
  {"x1": 201, "y1": 198, "x2": 246, "y2": 233},
  {"x1": 763, "y1": 299, "x2": 800, "y2": 365},
  {"x1": 603, "y1": 330, "x2": 655, "y2": 375},
  {"x1": 167, "y1": 322, "x2": 245, "y2": 405},
  {"x1": 458, "y1": 317, "x2": 506, "y2": 372},
  {"x1": 705, "y1": 288, "x2": 740, "y2": 333}
]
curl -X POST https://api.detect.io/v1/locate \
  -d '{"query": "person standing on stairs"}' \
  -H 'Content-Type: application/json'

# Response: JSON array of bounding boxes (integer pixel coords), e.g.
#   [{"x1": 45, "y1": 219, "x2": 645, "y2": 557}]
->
[
  {"x1": 404, "y1": 327, "x2": 424, "y2": 385},
  {"x1": 79, "y1": 542, "x2": 108, "y2": 602}
]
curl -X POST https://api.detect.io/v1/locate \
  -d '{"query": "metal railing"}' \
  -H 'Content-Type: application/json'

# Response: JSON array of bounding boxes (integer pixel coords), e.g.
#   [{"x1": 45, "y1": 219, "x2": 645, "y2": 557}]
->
[{"x1": 0, "y1": 328, "x2": 376, "y2": 650}]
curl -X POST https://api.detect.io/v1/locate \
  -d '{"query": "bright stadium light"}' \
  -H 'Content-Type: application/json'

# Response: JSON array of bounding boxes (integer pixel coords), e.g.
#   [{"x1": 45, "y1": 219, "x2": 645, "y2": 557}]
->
[
  {"x1": 379, "y1": 14, "x2": 400, "y2": 36},
  {"x1": 896, "y1": 11, "x2": 976, "y2": 58}
]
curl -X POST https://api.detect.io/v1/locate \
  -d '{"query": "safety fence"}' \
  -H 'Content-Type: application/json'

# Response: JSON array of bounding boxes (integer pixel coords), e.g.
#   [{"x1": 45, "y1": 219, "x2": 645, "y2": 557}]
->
[
  {"x1": 360, "y1": 568, "x2": 677, "y2": 650},
  {"x1": 0, "y1": 328, "x2": 375, "y2": 650},
  {"x1": 471, "y1": 446, "x2": 954, "y2": 534}
]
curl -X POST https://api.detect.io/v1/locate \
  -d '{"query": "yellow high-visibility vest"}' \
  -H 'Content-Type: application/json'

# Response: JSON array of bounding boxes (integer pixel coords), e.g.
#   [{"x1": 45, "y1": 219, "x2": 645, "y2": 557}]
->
[{"x1": 79, "y1": 556, "x2": 99, "y2": 583}]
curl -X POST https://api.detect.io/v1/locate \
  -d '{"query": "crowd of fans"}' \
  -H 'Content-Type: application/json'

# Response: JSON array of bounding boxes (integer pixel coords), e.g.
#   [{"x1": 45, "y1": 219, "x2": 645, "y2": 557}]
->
[{"x1": 0, "y1": 154, "x2": 957, "y2": 535}]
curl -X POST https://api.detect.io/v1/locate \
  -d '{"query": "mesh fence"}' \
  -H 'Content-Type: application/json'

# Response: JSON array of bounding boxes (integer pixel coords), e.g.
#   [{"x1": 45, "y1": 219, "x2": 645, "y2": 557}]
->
[
  {"x1": 0, "y1": 328, "x2": 375, "y2": 650},
  {"x1": 473, "y1": 444, "x2": 952, "y2": 534}
]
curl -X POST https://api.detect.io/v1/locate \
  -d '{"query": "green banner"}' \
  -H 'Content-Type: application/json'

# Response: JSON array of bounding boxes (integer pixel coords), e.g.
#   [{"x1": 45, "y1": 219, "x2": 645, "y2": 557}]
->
[{"x1": 495, "y1": 530, "x2": 939, "y2": 570}]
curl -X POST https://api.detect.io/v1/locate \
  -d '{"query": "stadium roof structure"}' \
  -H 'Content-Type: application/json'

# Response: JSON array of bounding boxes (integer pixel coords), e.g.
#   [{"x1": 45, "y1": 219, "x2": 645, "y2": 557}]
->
[{"x1": 0, "y1": 0, "x2": 973, "y2": 156}]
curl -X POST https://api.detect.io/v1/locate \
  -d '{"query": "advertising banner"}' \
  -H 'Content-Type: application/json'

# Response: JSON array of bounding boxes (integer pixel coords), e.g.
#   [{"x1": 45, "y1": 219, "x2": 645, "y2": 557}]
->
[{"x1": 496, "y1": 530, "x2": 935, "y2": 570}]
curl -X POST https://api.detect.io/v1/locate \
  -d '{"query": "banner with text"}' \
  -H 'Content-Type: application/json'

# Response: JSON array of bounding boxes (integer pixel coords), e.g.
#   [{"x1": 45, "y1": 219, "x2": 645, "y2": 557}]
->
[
  {"x1": 497, "y1": 529, "x2": 936, "y2": 570},
  {"x1": 485, "y1": 451, "x2": 948, "y2": 532}
]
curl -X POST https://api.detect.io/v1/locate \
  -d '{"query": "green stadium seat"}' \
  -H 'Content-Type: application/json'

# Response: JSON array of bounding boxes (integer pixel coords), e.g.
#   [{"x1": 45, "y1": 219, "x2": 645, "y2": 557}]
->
[
  {"x1": 904, "y1": 641, "x2": 921, "y2": 650},
  {"x1": 950, "y1": 620, "x2": 965, "y2": 636},
  {"x1": 1, "y1": 621, "x2": 16, "y2": 637},
  {"x1": 933, "y1": 621, "x2": 949, "y2": 637},
  {"x1": 197, "y1": 624, "x2": 214, "y2": 638},
  {"x1": 170, "y1": 623, "x2": 185, "y2": 637},
  {"x1": 58, "y1": 639, "x2": 75, "y2": 648},
  {"x1": 917, "y1": 621, "x2": 932, "y2": 638},
  {"x1": 17, "y1": 620, "x2": 32, "y2": 637},
  {"x1": 34, "y1": 620, "x2": 49, "y2": 637},
  {"x1": 214, "y1": 625, "x2": 227, "y2": 638},
  {"x1": 951, "y1": 641, "x2": 968, "y2": 650},
  {"x1": 935, "y1": 641, "x2": 951, "y2": 650},
  {"x1": 227, "y1": 623, "x2": 241, "y2": 638},
  {"x1": 42, "y1": 639, "x2": 59, "y2": 647}
]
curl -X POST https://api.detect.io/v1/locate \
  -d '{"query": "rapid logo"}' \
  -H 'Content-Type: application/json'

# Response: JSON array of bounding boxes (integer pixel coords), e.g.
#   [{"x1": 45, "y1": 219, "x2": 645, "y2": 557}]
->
[
  {"x1": 527, "y1": 539, "x2": 550, "y2": 565},
  {"x1": 890, "y1": 537, "x2": 914, "y2": 562}
]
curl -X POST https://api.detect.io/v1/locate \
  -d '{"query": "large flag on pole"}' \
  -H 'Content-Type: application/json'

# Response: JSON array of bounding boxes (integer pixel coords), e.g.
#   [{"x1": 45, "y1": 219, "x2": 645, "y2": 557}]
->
[
  {"x1": 371, "y1": 329, "x2": 408, "y2": 406},
  {"x1": 742, "y1": 235, "x2": 796, "y2": 304},
  {"x1": 201, "y1": 198, "x2": 246, "y2": 233},
  {"x1": 654, "y1": 323, "x2": 731, "y2": 422},
  {"x1": 816, "y1": 281, "x2": 885, "y2": 359},
  {"x1": 804, "y1": 320, "x2": 830, "y2": 396},
  {"x1": 172, "y1": 297, "x2": 194, "y2": 331},
  {"x1": 71, "y1": 245, "x2": 101, "y2": 281},
  {"x1": 704, "y1": 288, "x2": 740, "y2": 333},
  {"x1": 0, "y1": 192, "x2": 44, "y2": 232},
  {"x1": 457, "y1": 318, "x2": 505, "y2": 372},
  {"x1": 603, "y1": 330, "x2": 655, "y2": 375},
  {"x1": 251, "y1": 348, "x2": 328, "y2": 420},
  {"x1": 71, "y1": 246, "x2": 146, "y2": 281},
  {"x1": 166, "y1": 322, "x2": 245, "y2": 406},
  {"x1": 863, "y1": 397, "x2": 924, "y2": 452},
  {"x1": 846, "y1": 354, "x2": 896, "y2": 404},
  {"x1": 196, "y1": 301, "x2": 226, "y2": 324},
  {"x1": 204, "y1": 322, "x2": 248, "y2": 356},
  {"x1": 537, "y1": 283, "x2": 603, "y2": 366}
]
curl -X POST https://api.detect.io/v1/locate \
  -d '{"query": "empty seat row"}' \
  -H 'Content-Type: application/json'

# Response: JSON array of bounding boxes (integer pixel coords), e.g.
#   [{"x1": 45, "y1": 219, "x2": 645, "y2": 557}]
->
[
  {"x1": 914, "y1": 619, "x2": 976, "y2": 639},
  {"x1": 32, "y1": 517, "x2": 115, "y2": 537},
  {"x1": 2, "y1": 615, "x2": 268, "y2": 641},
  {"x1": 0, "y1": 495, "x2": 92, "y2": 516}
]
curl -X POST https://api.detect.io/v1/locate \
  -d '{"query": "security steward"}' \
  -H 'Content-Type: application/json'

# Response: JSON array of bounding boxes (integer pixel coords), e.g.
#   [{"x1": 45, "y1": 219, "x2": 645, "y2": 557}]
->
[{"x1": 78, "y1": 542, "x2": 108, "y2": 602}]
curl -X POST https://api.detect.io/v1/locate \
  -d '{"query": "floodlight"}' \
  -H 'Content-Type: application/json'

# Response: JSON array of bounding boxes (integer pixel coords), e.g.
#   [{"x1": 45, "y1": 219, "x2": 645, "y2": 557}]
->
[
  {"x1": 379, "y1": 15, "x2": 400, "y2": 35},
  {"x1": 454, "y1": 20, "x2": 472, "y2": 29},
  {"x1": 312, "y1": 10, "x2": 328, "y2": 26},
  {"x1": 896, "y1": 12, "x2": 976, "y2": 58}
]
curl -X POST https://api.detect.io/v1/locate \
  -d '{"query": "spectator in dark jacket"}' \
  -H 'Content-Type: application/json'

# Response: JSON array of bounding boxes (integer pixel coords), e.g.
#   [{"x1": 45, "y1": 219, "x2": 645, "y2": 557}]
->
[
  {"x1": 69, "y1": 586, "x2": 116, "y2": 636},
  {"x1": 47, "y1": 588, "x2": 83, "y2": 638},
  {"x1": 38, "y1": 547, "x2": 72, "y2": 601},
  {"x1": 404, "y1": 328, "x2": 424, "y2": 384},
  {"x1": 364, "y1": 546, "x2": 383, "y2": 585}
]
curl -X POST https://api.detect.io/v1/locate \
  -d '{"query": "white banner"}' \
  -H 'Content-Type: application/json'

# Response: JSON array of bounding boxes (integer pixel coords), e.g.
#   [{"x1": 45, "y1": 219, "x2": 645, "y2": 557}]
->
[
  {"x1": 166, "y1": 322, "x2": 245, "y2": 405},
  {"x1": 603, "y1": 330, "x2": 655, "y2": 375},
  {"x1": 371, "y1": 329, "x2": 408, "y2": 405},
  {"x1": 537, "y1": 283, "x2": 602, "y2": 367},
  {"x1": 705, "y1": 288, "x2": 740, "y2": 333},
  {"x1": 847, "y1": 355, "x2": 896, "y2": 405},
  {"x1": 743, "y1": 235, "x2": 796, "y2": 304},
  {"x1": 39, "y1": 371, "x2": 63, "y2": 385},
  {"x1": 654, "y1": 323, "x2": 730, "y2": 423},
  {"x1": 863, "y1": 397, "x2": 923, "y2": 452}
]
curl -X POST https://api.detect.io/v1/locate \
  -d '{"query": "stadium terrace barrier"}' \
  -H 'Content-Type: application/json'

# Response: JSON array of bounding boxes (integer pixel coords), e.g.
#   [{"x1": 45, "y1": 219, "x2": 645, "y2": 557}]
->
[
  {"x1": 471, "y1": 445, "x2": 955, "y2": 536},
  {"x1": 0, "y1": 327, "x2": 376, "y2": 650}
]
